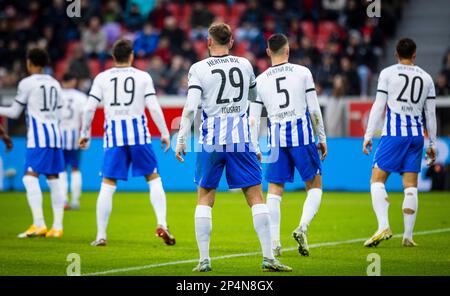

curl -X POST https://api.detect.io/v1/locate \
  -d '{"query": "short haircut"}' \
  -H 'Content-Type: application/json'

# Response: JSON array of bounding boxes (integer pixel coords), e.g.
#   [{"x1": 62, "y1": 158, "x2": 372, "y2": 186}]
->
[
  {"x1": 208, "y1": 23, "x2": 232, "y2": 45},
  {"x1": 268, "y1": 34, "x2": 289, "y2": 54},
  {"x1": 27, "y1": 47, "x2": 49, "y2": 67},
  {"x1": 112, "y1": 39, "x2": 133, "y2": 63},
  {"x1": 62, "y1": 72, "x2": 76, "y2": 82},
  {"x1": 396, "y1": 38, "x2": 416, "y2": 59}
]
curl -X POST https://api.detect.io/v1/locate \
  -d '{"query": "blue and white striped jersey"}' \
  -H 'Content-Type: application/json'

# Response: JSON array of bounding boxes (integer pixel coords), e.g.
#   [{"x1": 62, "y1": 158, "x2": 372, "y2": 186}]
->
[
  {"x1": 255, "y1": 63, "x2": 318, "y2": 147},
  {"x1": 378, "y1": 64, "x2": 435, "y2": 137},
  {"x1": 15, "y1": 74, "x2": 63, "y2": 149},
  {"x1": 89, "y1": 67, "x2": 155, "y2": 148},
  {"x1": 60, "y1": 88, "x2": 87, "y2": 150},
  {"x1": 188, "y1": 54, "x2": 256, "y2": 145}
]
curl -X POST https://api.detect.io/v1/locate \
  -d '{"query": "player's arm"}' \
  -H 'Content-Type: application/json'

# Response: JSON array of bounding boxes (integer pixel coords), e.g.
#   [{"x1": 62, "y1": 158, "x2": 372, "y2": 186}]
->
[
  {"x1": 145, "y1": 93, "x2": 170, "y2": 152},
  {"x1": 0, "y1": 124, "x2": 12, "y2": 151},
  {"x1": 424, "y1": 80, "x2": 437, "y2": 165},
  {"x1": 79, "y1": 76, "x2": 102, "y2": 149},
  {"x1": 363, "y1": 72, "x2": 388, "y2": 155},
  {"x1": 305, "y1": 72, "x2": 327, "y2": 160},
  {"x1": 249, "y1": 93, "x2": 263, "y2": 159},
  {"x1": 0, "y1": 80, "x2": 27, "y2": 119}
]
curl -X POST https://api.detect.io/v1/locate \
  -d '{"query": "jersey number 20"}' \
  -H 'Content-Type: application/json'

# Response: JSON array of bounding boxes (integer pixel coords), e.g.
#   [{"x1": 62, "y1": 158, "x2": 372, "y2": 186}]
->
[{"x1": 396, "y1": 74, "x2": 423, "y2": 104}]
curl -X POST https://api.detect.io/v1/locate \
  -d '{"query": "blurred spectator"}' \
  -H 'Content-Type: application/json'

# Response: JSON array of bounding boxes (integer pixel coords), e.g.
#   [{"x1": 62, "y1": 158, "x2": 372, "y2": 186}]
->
[
  {"x1": 436, "y1": 72, "x2": 450, "y2": 96},
  {"x1": 103, "y1": 0, "x2": 123, "y2": 24},
  {"x1": 425, "y1": 164, "x2": 448, "y2": 191},
  {"x1": 164, "y1": 55, "x2": 188, "y2": 94},
  {"x1": 190, "y1": 1, "x2": 214, "y2": 41},
  {"x1": 68, "y1": 45, "x2": 92, "y2": 92},
  {"x1": 128, "y1": 0, "x2": 156, "y2": 18},
  {"x1": 339, "y1": 56, "x2": 360, "y2": 96},
  {"x1": 125, "y1": 3, "x2": 146, "y2": 31},
  {"x1": 315, "y1": 53, "x2": 338, "y2": 96},
  {"x1": 133, "y1": 22, "x2": 160, "y2": 58},
  {"x1": 325, "y1": 74, "x2": 347, "y2": 137},
  {"x1": 160, "y1": 16, "x2": 185, "y2": 51},
  {"x1": 154, "y1": 37, "x2": 172, "y2": 65},
  {"x1": 148, "y1": 0, "x2": 170, "y2": 30},
  {"x1": 322, "y1": 0, "x2": 346, "y2": 20},
  {"x1": 240, "y1": 0, "x2": 264, "y2": 27},
  {"x1": 147, "y1": 56, "x2": 168, "y2": 92},
  {"x1": 82, "y1": 17, "x2": 107, "y2": 58}
]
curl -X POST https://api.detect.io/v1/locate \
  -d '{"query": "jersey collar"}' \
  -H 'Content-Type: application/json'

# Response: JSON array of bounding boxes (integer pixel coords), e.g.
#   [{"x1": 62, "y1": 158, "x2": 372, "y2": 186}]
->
[{"x1": 270, "y1": 62, "x2": 289, "y2": 68}]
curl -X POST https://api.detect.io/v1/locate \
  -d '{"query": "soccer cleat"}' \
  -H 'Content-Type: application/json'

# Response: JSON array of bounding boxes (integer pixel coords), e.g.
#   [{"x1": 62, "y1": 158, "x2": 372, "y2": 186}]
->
[
  {"x1": 91, "y1": 238, "x2": 107, "y2": 246},
  {"x1": 192, "y1": 259, "x2": 212, "y2": 272},
  {"x1": 273, "y1": 246, "x2": 282, "y2": 257},
  {"x1": 402, "y1": 238, "x2": 418, "y2": 247},
  {"x1": 18, "y1": 225, "x2": 48, "y2": 238},
  {"x1": 64, "y1": 203, "x2": 71, "y2": 211},
  {"x1": 292, "y1": 227, "x2": 310, "y2": 256},
  {"x1": 261, "y1": 258, "x2": 292, "y2": 272},
  {"x1": 364, "y1": 228, "x2": 393, "y2": 247},
  {"x1": 45, "y1": 228, "x2": 63, "y2": 238},
  {"x1": 70, "y1": 202, "x2": 80, "y2": 210},
  {"x1": 155, "y1": 226, "x2": 176, "y2": 245}
]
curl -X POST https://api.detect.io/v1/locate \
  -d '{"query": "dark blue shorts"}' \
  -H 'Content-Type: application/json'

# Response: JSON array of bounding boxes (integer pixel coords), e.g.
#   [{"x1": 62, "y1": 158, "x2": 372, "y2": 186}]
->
[
  {"x1": 373, "y1": 136, "x2": 424, "y2": 173},
  {"x1": 265, "y1": 144, "x2": 322, "y2": 183},
  {"x1": 102, "y1": 144, "x2": 158, "y2": 180},
  {"x1": 195, "y1": 143, "x2": 262, "y2": 189},
  {"x1": 24, "y1": 148, "x2": 65, "y2": 176},
  {"x1": 63, "y1": 149, "x2": 81, "y2": 169}
]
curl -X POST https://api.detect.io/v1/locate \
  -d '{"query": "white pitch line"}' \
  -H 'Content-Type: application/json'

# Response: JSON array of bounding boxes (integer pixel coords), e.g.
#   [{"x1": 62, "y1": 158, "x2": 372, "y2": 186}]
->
[{"x1": 84, "y1": 227, "x2": 450, "y2": 276}]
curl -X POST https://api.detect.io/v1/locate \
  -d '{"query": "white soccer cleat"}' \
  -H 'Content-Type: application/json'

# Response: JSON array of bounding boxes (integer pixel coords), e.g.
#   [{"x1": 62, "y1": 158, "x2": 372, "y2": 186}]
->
[
  {"x1": 292, "y1": 227, "x2": 310, "y2": 256},
  {"x1": 402, "y1": 238, "x2": 418, "y2": 247},
  {"x1": 364, "y1": 228, "x2": 393, "y2": 247}
]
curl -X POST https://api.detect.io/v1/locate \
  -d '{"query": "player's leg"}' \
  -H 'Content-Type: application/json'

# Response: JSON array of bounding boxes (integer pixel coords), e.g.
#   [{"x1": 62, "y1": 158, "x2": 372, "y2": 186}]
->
[
  {"x1": 91, "y1": 146, "x2": 128, "y2": 246},
  {"x1": 267, "y1": 183, "x2": 284, "y2": 256},
  {"x1": 60, "y1": 150, "x2": 70, "y2": 210},
  {"x1": 69, "y1": 150, "x2": 82, "y2": 209},
  {"x1": 192, "y1": 145, "x2": 224, "y2": 272},
  {"x1": 402, "y1": 173, "x2": 419, "y2": 246},
  {"x1": 289, "y1": 144, "x2": 323, "y2": 256},
  {"x1": 45, "y1": 173, "x2": 65, "y2": 237},
  {"x1": 19, "y1": 171, "x2": 47, "y2": 238}
]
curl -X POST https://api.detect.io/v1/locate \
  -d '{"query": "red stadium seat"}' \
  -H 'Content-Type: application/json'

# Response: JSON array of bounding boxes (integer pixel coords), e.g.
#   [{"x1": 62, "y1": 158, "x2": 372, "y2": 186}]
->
[
  {"x1": 88, "y1": 59, "x2": 101, "y2": 77},
  {"x1": 133, "y1": 58, "x2": 150, "y2": 71},
  {"x1": 207, "y1": 3, "x2": 229, "y2": 21},
  {"x1": 318, "y1": 21, "x2": 339, "y2": 40},
  {"x1": 231, "y1": 3, "x2": 247, "y2": 19},
  {"x1": 105, "y1": 59, "x2": 115, "y2": 70},
  {"x1": 256, "y1": 58, "x2": 270, "y2": 73},
  {"x1": 300, "y1": 21, "x2": 315, "y2": 40},
  {"x1": 166, "y1": 3, "x2": 181, "y2": 18},
  {"x1": 54, "y1": 59, "x2": 68, "y2": 80},
  {"x1": 234, "y1": 40, "x2": 249, "y2": 57},
  {"x1": 65, "y1": 41, "x2": 81, "y2": 59},
  {"x1": 193, "y1": 40, "x2": 208, "y2": 59}
]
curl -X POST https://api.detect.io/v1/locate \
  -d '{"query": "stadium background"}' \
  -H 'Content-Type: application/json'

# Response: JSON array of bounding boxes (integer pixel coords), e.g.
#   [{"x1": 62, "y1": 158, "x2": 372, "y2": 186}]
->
[{"x1": 0, "y1": 0, "x2": 450, "y2": 192}]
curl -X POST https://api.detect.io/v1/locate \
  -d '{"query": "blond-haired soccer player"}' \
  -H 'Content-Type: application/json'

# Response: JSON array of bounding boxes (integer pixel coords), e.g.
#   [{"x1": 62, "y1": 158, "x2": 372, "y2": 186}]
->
[
  {"x1": 363, "y1": 38, "x2": 437, "y2": 247},
  {"x1": 176, "y1": 23, "x2": 292, "y2": 272}
]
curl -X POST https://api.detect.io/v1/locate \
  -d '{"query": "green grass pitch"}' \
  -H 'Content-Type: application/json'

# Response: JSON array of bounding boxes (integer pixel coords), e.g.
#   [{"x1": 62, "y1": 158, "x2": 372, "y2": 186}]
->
[{"x1": 0, "y1": 191, "x2": 449, "y2": 275}]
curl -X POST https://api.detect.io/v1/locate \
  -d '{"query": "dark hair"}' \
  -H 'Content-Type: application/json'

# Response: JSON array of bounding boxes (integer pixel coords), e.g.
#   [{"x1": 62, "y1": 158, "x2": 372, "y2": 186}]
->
[
  {"x1": 396, "y1": 38, "x2": 416, "y2": 59},
  {"x1": 62, "y1": 72, "x2": 76, "y2": 82},
  {"x1": 208, "y1": 23, "x2": 232, "y2": 45},
  {"x1": 268, "y1": 34, "x2": 289, "y2": 54},
  {"x1": 112, "y1": 39, "x2": 133, "y2": 63},
  {"x1": 27, "y1": 47, "x2": 49, "y2": 67}
]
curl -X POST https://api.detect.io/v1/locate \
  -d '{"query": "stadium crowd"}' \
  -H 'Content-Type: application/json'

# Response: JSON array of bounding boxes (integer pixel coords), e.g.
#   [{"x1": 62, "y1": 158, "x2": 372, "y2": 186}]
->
[{"x1": 0, "y1": 0, "x2": 408, "y2": 97}]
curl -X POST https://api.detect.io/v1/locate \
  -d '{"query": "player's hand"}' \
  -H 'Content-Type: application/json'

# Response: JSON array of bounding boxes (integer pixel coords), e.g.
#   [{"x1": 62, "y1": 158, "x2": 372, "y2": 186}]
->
[
  {"x1": 363, "y1": 139, "x2": 372, "y2": 155},
  {"x1": 426, "y1": 147, "x2": 437, "y2": 167},
  {"x1": 317, "y1": 142, "x2": 327, "y2": 161},
  {"x1": 2, "y1": 135, "x2": 12, "y2": 151},
  {"x1": 161, "y1": 136, "x2": 170, "y2": 152},
  {"x1": 175, "y1": 143, "x2": 186, "y2": 163},
  {"x1": 79, "y1": 137, "x2": 90, "y2": 150},
  {"x1": 256, "y1": 152, "x2": 262, "y2": 163}
]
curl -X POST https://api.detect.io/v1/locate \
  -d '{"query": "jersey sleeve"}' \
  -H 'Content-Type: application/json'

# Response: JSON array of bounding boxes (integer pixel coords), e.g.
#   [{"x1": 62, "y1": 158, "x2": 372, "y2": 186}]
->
[
  {"x1": 376, "y1": 70, "x2": 388, "y2": 94},
  {"x1": 88, "y1": 75, "x2": 103, "y2": 103},
  {"x1": 15, "y1": 79, "x2": 30, "y2": 105},
  {"x1": 305, "y1": 68, "x2": 316, "y2": 93},
  {"x1": 426, "y1": 75, "x2": 436, "y2": 99},
  {"x1": 187, "y1": 64, "x2": 203, "y2": 92},
  {"x1": 144, "y1": 73, "x2": 157, "y2": 96}
]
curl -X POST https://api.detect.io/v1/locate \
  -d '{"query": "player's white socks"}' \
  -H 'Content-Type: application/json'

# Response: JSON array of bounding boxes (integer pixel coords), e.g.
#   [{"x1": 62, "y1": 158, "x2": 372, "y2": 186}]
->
[
  {"x1": 96, "y1": 183, "x2": 116, "y2": 240},
  {"x1": 402, "y1": 187, "x2": 418, "y2": 240},
  {"x1": 266, "y1": 193, "x2": 282, "y2": 249},
  {"x1": 22, "y1": 175, "x2": 46, "y2": 227},
  {"x1": 252, "y1": 203, "x2": 274, "y2": 260},
  {"x1": 148, "y1": 177, "x2": 167, "y2": 229},
  {"x1": 71, "y1": 170, "x2": 82, "y2": 205},
  {"x1": 371, "y1": 182, "x2": 390, "y2": 232},
  {"x1": 59, "y1": 171, "x2": 69, "y2": 204},
  {"x1": 299, "y1": 188, "x2": 322, "y2": 231},
  {"x1": 47, "y1": 178, "x2": 64, "y2": 230},
  {"x1": 195, "y1": 205, "x2": 212, "y2": 261}
]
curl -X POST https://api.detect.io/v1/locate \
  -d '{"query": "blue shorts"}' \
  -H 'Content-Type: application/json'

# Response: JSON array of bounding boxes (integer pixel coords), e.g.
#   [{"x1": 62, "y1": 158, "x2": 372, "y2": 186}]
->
[
  {"x1": 373, "y1": 136, "x2": 424, "y2": 173},
  {"x1": 195, "y1": 143, "x2": 262, "y2": 189},
  {"x1": 265, "y1": 144, "x2": 322, "y2": 183},
  {"x1": 102, "y1": 144, "x2": 158, "y2": 180},
  {"x1": 63, "y1": 149, "x2": 81, "y2": 169},
  {"x1": 24, "y1": 148, "x2": 64, "y2": 176}
]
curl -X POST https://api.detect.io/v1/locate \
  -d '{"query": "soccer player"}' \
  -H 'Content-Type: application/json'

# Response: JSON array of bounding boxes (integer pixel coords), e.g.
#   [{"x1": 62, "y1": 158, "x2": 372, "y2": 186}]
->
[
  {"x1": 175, "y1": 23, "x2": 291, "y2": 272},
  {"x1": 59, "y1": 73, "x2": 87, "y2": 210},
  {"x1": 363, "y1": 38, "x2": 437, "y2": 247},
  {"x1": 249, "y1": 34, "x2": 327, "y2": 257},
  {"x1": 79, "y1": 39, "x2": 175, "y2": 247},
  {"x1": 0, "y1": 48, "x2": 65, "y2": 238}
]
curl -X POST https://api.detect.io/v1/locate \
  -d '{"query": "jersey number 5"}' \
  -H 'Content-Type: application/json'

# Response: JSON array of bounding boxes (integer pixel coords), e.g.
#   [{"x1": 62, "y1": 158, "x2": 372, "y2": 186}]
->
[
  {"x1": 397, "y1": 74, "x2": 423, "y2": 104},
  {"x1": 110, "y1": 77, "x2": 135, "y2": 106},
  {"x1": 212, "y1": 67, "x2": 244, "y2": 104},
  {"x1": 276, "y1": 77, "x2": 290, "y2": 108}
]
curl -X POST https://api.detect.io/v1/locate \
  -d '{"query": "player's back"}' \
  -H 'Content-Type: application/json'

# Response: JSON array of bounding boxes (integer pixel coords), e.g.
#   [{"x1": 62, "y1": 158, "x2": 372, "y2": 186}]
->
[
  {"x1": 189, "y1": 54, "x2": 256, "y2": 145},
  {"x1": 17, "y1": 74, "x2": 62, "y2": 148},
  {"x1": 60, "y1": 88, "x2": 87, "y2": 150},
  {"x1": 379, "y1": 63, "x2": 435, "y2": 137},
  {"x1": 89, "y1": 66, "x2": 154, "y2": 147},
  {"x1": 256, "y1": 63, "x2": 316, "y2": 147}
]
